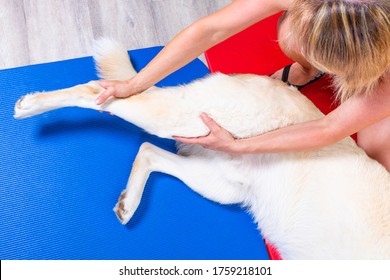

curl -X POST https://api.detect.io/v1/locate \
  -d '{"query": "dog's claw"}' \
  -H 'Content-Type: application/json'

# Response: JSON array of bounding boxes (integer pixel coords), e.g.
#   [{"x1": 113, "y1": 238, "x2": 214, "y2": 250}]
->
[{"x1": 16, "y1": 96, "x2": 25, "y2": 109}]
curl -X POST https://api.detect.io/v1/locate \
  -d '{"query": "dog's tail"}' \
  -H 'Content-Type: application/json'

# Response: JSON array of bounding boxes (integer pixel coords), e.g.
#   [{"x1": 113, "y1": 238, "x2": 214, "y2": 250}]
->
[{"x1": 93, "y1": 38, "x2": 137, "y2": 80}]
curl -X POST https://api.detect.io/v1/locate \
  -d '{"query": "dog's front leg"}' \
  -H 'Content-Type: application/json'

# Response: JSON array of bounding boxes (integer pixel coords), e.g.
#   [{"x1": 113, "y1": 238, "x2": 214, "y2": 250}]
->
[{"x1": 115, "y1": 142, "x2": 246, "y2": 224}]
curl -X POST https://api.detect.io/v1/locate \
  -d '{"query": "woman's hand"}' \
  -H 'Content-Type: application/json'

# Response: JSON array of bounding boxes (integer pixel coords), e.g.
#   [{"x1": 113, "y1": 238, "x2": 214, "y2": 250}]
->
[
  {"x1": 96, "y1": 79, "x2": 143, "y2": 105},
  {"x1": 174, "y1": 113, "x2": 240, "y2": 154}
]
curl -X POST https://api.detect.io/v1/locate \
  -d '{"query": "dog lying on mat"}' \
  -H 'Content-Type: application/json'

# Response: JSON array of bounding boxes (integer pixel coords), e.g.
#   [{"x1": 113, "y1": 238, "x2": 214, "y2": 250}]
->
[{"x1": 14, "y1": 39, "x2": 390, "y2": 259}]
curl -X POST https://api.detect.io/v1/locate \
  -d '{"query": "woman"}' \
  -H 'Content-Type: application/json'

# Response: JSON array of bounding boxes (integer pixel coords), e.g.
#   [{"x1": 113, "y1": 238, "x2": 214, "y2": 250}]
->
[{"x1": 96, "y1": 0, "x2": 390, "y2": 171}]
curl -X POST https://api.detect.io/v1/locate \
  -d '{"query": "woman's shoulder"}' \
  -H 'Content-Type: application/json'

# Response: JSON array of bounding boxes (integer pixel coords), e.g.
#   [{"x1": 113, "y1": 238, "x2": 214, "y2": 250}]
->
[{"x1": 362, "y1": 70, "x2": 390, "y2": 117}]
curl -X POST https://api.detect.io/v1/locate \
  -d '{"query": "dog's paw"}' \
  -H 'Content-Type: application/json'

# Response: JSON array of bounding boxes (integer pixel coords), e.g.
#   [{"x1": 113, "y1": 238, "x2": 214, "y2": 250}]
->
[
  {"x1": 113, "y1": 190, "x2": 136, "y2": 225},
  {"x1": 14, "y1": 94, "x2": 37, "y2": 119}
]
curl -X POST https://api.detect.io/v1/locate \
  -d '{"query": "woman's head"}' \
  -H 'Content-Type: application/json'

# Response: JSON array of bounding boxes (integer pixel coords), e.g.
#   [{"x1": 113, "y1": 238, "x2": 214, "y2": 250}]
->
[{"x1": 287, "y1": 0, "x2": 390, "y2": 102}]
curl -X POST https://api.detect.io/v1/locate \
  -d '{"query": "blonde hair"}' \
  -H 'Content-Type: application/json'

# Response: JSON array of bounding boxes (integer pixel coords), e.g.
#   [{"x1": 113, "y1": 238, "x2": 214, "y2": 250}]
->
[{"x1": 288, "y1": 0, "x2": 390, "y2": 102}]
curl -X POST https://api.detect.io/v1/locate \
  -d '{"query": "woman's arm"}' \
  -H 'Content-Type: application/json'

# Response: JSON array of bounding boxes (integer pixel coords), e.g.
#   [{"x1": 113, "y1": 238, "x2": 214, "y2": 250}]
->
[
  {"x1": 175, "y1": 77, "x2": 390, "y2": 154},
  {"x1": 96, "y1": 0, "x2": 290, "y2": 104}
]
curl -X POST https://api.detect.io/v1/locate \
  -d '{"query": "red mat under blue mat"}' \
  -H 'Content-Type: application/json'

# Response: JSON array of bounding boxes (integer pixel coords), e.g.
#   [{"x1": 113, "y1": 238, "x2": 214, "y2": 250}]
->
[{"x1": 0, "y1": 47, "x2": 269, "y2": 260}]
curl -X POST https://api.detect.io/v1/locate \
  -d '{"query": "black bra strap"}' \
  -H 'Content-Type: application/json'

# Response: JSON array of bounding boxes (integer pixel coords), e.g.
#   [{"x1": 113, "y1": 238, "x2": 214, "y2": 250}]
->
[
  {"x1": 281, "y1": 64, "x2": 292, "y2": 83},
  {"x1": 281, "y1": 64, "x2": 325, "y2": 89}
]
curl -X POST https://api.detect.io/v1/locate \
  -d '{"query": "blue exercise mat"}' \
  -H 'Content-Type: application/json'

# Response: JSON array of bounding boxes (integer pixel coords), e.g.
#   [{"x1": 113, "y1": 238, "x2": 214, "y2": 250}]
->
[{"x1": 0, "y1": 47, "x2": 269, "y2": 260}]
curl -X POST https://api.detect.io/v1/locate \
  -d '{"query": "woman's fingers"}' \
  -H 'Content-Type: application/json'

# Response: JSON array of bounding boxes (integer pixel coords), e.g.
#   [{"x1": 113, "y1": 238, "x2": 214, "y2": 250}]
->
[
  {"x1": 96, "y1": 81, "x2": 115, "y2": 105},
  {"x1": 199, "y1": 113, "x2": 222, "y2": 132},
  {"x1": 173, "y1": 135, "x2": 208, "y2": 144}
]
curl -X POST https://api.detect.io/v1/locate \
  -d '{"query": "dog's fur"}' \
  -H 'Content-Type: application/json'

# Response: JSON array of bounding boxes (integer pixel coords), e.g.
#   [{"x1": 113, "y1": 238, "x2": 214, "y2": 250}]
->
[{"x1": 14, "y1": 39, "x2": 390, "y2": 259}]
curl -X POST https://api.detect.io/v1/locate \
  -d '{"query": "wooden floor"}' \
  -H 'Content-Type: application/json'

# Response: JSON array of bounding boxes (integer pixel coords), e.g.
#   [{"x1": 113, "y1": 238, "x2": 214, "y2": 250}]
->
[{"x1": 0, "y1": 0, "x2": 231, "y2": 69}]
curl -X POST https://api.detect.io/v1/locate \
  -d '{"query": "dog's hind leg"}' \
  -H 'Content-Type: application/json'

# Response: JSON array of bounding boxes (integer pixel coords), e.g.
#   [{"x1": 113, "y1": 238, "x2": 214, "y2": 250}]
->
[
  {"x1": 14, "y1": 80, "x2": 210, "y2": 139},
  {"x1": 13, "y1": 81, "x2": 105, "y2": 119},
  {"x1": 114, "y1": 142, "x2": 246, "y2": 224}
]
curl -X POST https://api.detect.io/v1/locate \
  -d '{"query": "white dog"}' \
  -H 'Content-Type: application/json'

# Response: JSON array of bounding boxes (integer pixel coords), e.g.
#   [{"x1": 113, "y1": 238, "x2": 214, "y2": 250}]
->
[{"x1": 14, "y1": 39, "x2": 390, "y2": 259}]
